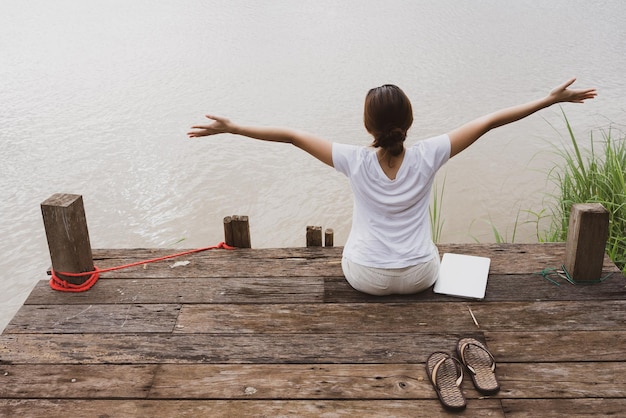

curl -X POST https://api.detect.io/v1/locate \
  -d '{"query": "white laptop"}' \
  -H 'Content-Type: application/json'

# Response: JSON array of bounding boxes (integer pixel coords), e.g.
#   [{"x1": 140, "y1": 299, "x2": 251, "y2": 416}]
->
[{"x1": 434, "y1": 253, "x2": 491, "y2": 299}]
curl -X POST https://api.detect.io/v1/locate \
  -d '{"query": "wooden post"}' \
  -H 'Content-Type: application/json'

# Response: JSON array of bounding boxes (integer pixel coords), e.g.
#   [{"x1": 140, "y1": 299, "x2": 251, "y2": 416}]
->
[
  {"x1": 325, "y1": 228, "x2": 334, "y2": 247},
  {"x1": 306, "y1": 226, "x2": 323, "y2": 247},
  {"x1": 223, "y1": 216, "x2": 234, "y2": 247},
  {"x1": 564, "y1": 203, "x2": 609, "y2": 281},
  {"x1": 232, "y1": 215, "x2": 251, "y2": 248},
  {"x1": 41, "y1": 194, "x2": 94, "y2": 285},
  {"x1": 224, "y1": 215, "x2": 251, "y2": 248}
]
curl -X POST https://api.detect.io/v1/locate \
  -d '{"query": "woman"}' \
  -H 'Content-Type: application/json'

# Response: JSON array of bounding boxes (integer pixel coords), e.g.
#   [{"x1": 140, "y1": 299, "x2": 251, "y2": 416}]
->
[{"x1": 188, "y1": 78, "x2": 596, "y2": 296}]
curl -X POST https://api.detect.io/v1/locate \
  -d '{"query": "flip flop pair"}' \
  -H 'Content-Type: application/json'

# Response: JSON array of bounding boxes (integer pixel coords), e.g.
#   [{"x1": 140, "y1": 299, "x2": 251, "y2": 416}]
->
[{"x1": 426, "y1": 338, "x2": 500, "y2": 411}]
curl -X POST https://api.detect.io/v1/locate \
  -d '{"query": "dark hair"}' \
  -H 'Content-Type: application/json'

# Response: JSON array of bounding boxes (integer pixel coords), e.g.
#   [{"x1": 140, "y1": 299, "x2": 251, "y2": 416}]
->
[{"x1": 364, "y1": 84, "x2": 413, "y2": 156}]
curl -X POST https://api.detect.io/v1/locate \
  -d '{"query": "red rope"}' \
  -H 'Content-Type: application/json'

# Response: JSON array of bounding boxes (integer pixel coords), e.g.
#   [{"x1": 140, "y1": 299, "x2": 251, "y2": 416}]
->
[{"x1": 49, "y1": 242, "x2": 236, "y2": 292}]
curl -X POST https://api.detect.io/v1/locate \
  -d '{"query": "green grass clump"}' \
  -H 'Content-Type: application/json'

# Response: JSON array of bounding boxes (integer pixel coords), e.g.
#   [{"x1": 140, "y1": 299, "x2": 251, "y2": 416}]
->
[
  {"x1": 429, "y1": 176, "x2": 446, "y2": 244},
  {"x1": 543, "y1": 112, "x2": 626, "y2": 275}
]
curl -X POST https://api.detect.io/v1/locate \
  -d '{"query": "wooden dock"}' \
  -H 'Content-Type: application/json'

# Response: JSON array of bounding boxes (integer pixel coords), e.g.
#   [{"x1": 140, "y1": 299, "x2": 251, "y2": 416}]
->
[{"x1": 1, "y1": 243, "x2": 625, "y2": 417}]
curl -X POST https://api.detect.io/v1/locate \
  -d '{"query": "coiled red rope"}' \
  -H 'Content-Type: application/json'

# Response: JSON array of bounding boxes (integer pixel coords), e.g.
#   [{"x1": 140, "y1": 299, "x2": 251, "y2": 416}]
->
[{"x1": 49, "y1": 241, "x2": 235, "y2": 292}]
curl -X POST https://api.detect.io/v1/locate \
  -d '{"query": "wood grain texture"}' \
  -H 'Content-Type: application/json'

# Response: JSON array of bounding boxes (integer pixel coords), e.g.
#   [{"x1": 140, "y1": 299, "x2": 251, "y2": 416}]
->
[
  {"x1": 0, "y1": 399, "x2": 506, "y2": 418},
  {"x1": 3, "y1": 244, "x2": 626, "y2": 417}
]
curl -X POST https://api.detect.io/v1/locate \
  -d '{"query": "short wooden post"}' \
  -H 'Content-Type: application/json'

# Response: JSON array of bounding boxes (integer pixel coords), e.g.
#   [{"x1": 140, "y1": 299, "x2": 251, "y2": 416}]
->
[
  {"x1": 41, "y1": 194, "x2": 94, "y2": 285},
  {"x1": 324, "y1": 228, "x2": 334, "y2": 247},
  {"x1": 306, "y1": 226, "x2": 323, "y2": 247},
  {"x1": 232, "y1": 215, "x2": 251, "y2": 248},
  {"x1": 223, "y1": 216, "x2": 234, "y2": 247},
  {"x1": 564, "y1": 203, "x2": 609, "y2": 281},
  {"x1": 224, "y1": 215, "x2": 251, "y2": 248}
]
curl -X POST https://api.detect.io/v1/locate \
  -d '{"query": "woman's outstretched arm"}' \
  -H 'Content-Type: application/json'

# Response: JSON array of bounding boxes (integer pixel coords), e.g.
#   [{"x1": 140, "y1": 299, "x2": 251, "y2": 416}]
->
[
  {"x1": 187, "y1": 114, "x2": 334, "y2": 167},
  {"x1": 447, "y1": 78, "x2": 597, "y2": 158}
]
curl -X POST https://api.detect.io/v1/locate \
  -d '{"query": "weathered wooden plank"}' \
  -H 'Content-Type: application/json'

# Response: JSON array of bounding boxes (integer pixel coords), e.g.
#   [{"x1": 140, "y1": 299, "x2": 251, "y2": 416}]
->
[
  {"x1": 175, "y1": 302, "x2": 478, "y2": 334},
  {"x1": 485, "y1": 330, "x2": 626, "y2": 362},
  {"x1": 0, "y1": 399, "x2": 505, "y2": 418},
  {"x1": 0, "y1": 332, "x2": 480, "y2": 364},
  {"x1": 497, "y1": 362, "x2": 626, "y2": 399},
  {"x1": 324, "y1": 272, "x2": 626, "y2": 303},
  {"x1": 3, "y1": 304, "x2": 180, "y2": 334},
  {"x1": 0, "y1": 364, "x2": 157, "y2": 398},
  {"x1": 27, "y1": 269, "x2": 624, "y2": 307},
  {"x1": 92, "y1": 244, "x2": 618, "y2": 267},
  {"x1": 175, "y1": 301, "x2": 626, "y2": 334},
  {"x1": 465, "y1": 300, "x2": 626, "y2": 332},
  {"x1": 90, "y1": 246, "x2": 343, "y2": 263},
  {"x1": 150, "y1": 362, "x2": 626, "y2": 400},
  {"x1": 26, "y1": 276, "x2": 324, "y2": 305},
  {"x1": 9, "y1": 299, "x2": 625, "y2": 336},
  {"x1": 148, "y1": 363, "x2": 476, "y2": 400},
  {"x1": 502, "y1": 398, "x2": 626, "y2": 417},
  {"x1": 5, "y1": 362, "x2": 612, "y2": 402},
  {"x1": 439, "y1": 243, "x2": 619, "y2": 274},
  {"x1": 4, "y1": 330, "x2": 624, "y2": 366},
  {"x1": 90, "y1": 247, "x2": 344, "y2": 279},
  {"x1": 0, "y1": 363, "x2": 479, "y2": 400},
  {"x1": 478, "y1": 272, "x2": 626, "y2": 301},
  {"x1": 81, "y1": 243, "x2": 620, "y2": 279}
]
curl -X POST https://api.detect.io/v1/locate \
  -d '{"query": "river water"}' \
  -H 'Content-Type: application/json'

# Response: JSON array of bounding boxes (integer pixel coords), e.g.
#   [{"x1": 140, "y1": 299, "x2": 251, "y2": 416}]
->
[{"x1": 1, "y1": 0, "x2": 625, "y2": 331}]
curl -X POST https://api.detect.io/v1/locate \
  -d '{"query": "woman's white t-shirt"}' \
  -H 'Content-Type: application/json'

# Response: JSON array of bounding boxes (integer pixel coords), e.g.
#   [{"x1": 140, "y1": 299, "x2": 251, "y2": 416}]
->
[{"x1": 332, "y1": 134, "x2": 451, "y2": 268}]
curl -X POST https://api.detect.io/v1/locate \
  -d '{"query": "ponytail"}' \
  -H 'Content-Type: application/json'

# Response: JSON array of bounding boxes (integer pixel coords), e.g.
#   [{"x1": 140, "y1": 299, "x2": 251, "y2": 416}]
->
[{"x1": 373, "y1": 127, "x2": 406, "y2": 156}]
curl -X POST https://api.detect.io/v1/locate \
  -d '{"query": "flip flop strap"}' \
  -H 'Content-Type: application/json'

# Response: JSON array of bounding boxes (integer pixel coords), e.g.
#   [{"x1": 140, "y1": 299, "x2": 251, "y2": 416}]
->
[
  {"x1": 459, "y1": 342, "x2": 496, "y2": 375},
  {"x1": 431, "y1": 354, "x2": 464, "y2": 389}
]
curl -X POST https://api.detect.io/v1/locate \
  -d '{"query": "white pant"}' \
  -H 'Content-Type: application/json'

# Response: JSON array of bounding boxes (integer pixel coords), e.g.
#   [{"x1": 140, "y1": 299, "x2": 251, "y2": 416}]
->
[{"x1": 341, "y1": 247, "x2": 440, "y2": 296}]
